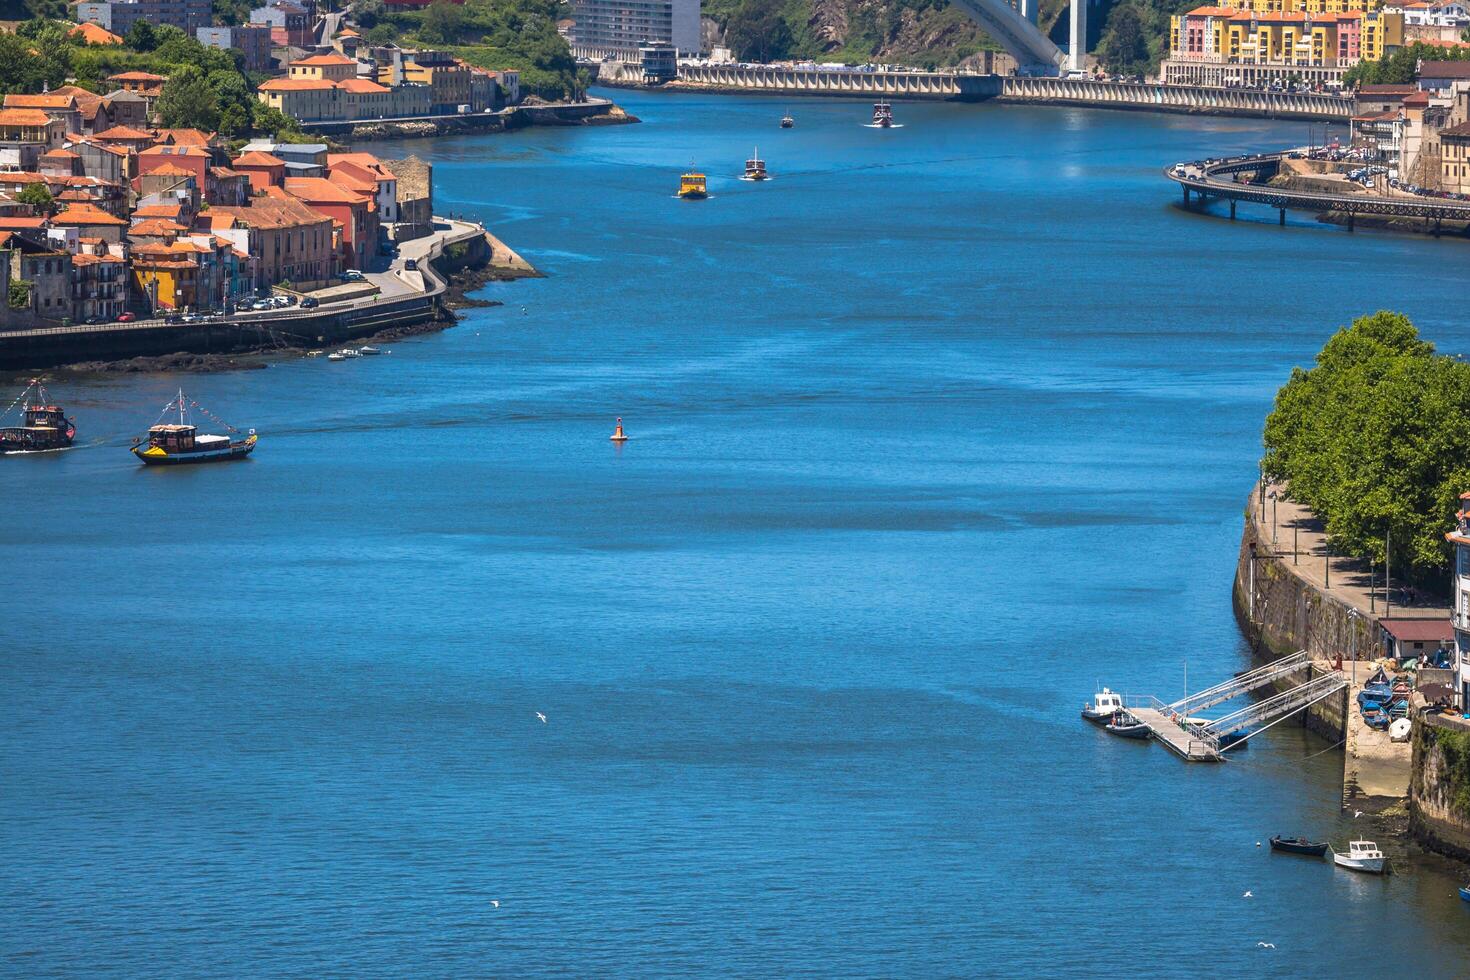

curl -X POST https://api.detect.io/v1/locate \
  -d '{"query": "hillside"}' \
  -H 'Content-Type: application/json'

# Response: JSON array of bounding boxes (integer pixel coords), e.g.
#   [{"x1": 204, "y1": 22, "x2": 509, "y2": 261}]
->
[{"x1": 705, "y1": 0, "x2": 1077, "y2": 69}]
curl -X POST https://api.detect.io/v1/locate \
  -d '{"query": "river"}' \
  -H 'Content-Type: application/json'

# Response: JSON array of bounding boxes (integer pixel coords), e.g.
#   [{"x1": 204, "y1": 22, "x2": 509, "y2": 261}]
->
[{"x1": 5, "y1": 90, "x2": 1470, "y2": 974}]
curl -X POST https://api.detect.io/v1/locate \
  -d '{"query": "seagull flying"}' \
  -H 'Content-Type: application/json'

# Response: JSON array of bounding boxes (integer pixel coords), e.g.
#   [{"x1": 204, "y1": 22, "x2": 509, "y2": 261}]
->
[
  {"x1": 491, "y1": 900, "x2": 500, "y2": 908},
  {"x1": 1257, "y1": 942, "x2": 1275, "y2": 949},
  {"x1": 1353, "y1": 810, "x2": 1363, "y2": 819},
  {"x1": 1243, "y1": 891, "x2": 1253, "y2": 899},
  {"x1": 536, "y1": 712, "x2": 547, "y2": 724}
]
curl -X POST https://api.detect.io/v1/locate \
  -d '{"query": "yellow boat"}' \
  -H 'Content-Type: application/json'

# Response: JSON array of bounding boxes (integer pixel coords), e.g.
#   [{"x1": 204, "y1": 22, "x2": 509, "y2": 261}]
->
[{"x1": 679, "y1": 171, "x2": 707, "y2": 199}]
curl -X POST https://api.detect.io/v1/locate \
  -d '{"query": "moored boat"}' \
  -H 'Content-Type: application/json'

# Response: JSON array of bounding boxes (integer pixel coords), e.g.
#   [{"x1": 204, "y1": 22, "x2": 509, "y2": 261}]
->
[
  {"x1": 872, "y1": 102, "x2": 894, "y2": 128},
  {"x1": 1333, "y1": 840, "x2": 1387, "y2": 874},
  {"x1": 744, "y1": 148, "x2": 768, "y2": 181},
  {"x1": 780, "y1": 111, "x2": 794, "y2": 128},
  {"x1": 131, "y1": 389, "x2": 256, "y2": 465},
  {"x1": 679, "y1": 171, "x2": 707, "y2": 199},
  {"x1": 1270, "y1": 835, "x2": 1329, "y2": 857},
  {"x1": 1460, "y1": 885, "x2": 1470, "y2": 903},
  {"x1": 327, "y1": 351, "x2": 349, "y2": 361},
  {"x1": 0, "y1": 379, "x2": 76, "y2": 454},
  {"x1": 1081, "y1": 687, "x2": 1124, "y2": 724},
  {"x1": 358, "y1": 346, "x2": 382, "y2": 355},
  {"x1": 1106, "y1": 713, "x2": 1151, "y2": 740}
]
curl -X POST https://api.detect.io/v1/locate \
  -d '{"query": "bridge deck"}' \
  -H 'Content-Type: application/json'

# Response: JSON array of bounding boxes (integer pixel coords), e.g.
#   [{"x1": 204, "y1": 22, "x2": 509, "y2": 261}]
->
[{"x1": 1129, "y1": 708, "x2": 1222, "y2": 762}]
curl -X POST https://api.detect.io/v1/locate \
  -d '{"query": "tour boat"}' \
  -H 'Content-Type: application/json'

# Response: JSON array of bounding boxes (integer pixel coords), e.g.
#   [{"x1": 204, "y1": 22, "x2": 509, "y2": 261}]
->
[
  {"x1": 1081, "y1": 687, "x2": 1124, "y2": 724},
  {"x1": 780, "y1": 111, "x2": 794, "y2": 128},
  {"x1": 131, "y1": 389, "x2": 256, "y2": 465},
  {"x1": 1333, "y1": 840, "x2": 1387, "y2": 874},
  {"x1": 358, "y1": 346, "x2": 383, "y2": 355},
  {"x1": 0, "y1": 379, "x2": 75, "y2": 454},
  {"x1": 1270, "y1": 835, "x2": 1329, "y2": 857},
  {"x1": 872, "y1": 102, "x2": 894, "y2": 128},
  {"x1": 744, "y1": 148, "x2": 768, "y2": 181},
  {"x1": 679, "y1": 171, "x2": 707, "y2": 199}
]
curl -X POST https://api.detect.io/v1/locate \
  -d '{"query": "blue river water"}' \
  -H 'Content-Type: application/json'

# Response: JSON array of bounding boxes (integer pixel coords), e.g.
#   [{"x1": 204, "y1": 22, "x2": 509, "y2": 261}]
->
[{"x1": 5, "y1": 90, "x2": 1470, "y2": 975}]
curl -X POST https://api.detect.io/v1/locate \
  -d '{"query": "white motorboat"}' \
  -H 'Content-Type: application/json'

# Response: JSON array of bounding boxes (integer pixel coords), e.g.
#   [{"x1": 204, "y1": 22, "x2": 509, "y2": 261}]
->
[
  {"x1": 1333, "y1": 840, "x2": 1387, "y2": 874},
  {"x1": 338, "y1": 348, "x2": 363, "y2": 358},
  {"x1": 358, "y1": 346, "x2": 382, "y2": 355},
  {"x1": 326, "y1": 351, "x2": 349, "y2": 361},
  {"x1": 1081, "y1": 687, "x2": 1124, "y2": 724}
]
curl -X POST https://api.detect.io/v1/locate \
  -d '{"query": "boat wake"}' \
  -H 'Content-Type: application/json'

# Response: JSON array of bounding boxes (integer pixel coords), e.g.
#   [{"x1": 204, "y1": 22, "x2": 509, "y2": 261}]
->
[
  {"x1": 1, "y1": 445, "x2": 74, "y2": 456},
  {"x1": 862, "y1": 123, "x2": 905, "y2": 129},
  {"x1": 738, "y1": 176, "x2": 773, "y2": 182}
]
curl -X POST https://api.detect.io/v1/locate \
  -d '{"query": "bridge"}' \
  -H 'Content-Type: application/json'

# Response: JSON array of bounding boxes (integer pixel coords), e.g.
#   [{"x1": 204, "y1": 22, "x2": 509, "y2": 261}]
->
[
  {"x1": 1167, "y1": 151, "x2": 1470, "y2": 230},
  {"x1": 947, "y1": 0, "x2": 1065, "y2": 73},
  {"x1": 1123, "y1": 651, "x2": 1348, "y2": 761}
]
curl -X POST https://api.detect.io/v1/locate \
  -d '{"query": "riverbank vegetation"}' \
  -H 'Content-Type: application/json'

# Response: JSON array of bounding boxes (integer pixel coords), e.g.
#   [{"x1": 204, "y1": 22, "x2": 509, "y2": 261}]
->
[
  {"x1": 1344, "y1": 41, "x2": 1470, "y2": 86},
  {"x1": 1262, "y1": 311, "x2": 1470, "y2": 586},
  {"x1": 359, "y1": 0, "x2": 586, "y2": 99}
]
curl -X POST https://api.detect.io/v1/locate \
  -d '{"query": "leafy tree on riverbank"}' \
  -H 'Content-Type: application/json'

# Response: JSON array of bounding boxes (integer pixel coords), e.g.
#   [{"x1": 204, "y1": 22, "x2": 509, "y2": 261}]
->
[
  {"x1": 1344, "y1": 41, "x2": 1470, "y2": 87},
  {"x1": 1262, "y1": 311, "x2": 1470, "y2": 586}
]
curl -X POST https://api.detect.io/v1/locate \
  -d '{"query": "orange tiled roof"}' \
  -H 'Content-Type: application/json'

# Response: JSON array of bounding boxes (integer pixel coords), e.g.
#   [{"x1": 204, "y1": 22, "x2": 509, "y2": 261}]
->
[
  {"x1": 107, "y1": 71, "x2": 167, "y2": 82},
  {"x1": 260, "y1": 78, "x2": 337, "y2": 91},
  {"x1": 69, "y1": 22, "x2": 123, "y2": 44},
  {"x1": 5, "y1": 93, "x2": 77, "y2": 109},
  {"x1": 336, "y1": 78, "x2": 389, "y2": 94},
  {"x1": 129, "y1": 218, "x2": 189, "y2": 236},
  {"x1": 93, "y1": 125, "x2": 154, "y2": 140},
  {"x1": 142, "y1": 163, "x2": 197, "y2": 178},
  {"x1": 0, "y1": 108, "x2": 55, "y2": 127},
  {"x1": 283, "y1": 176, "x2": 370, "y2": 204},
  {"x1": 292, "y1": 53, "x2": 355, "y2": 66},
  {"x1": 232, "y1": 151, "x2": 286, "y2": 167},
  {"x1": 54, "y1": 203, "x2": 128, "y2": 225}
]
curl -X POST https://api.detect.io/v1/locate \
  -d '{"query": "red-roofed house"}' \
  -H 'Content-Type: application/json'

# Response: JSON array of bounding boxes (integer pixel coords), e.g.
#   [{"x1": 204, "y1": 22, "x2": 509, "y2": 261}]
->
[
  {"x1": 328, "y1": 152, "x2": 399, "y2": 223},
  {"x1": 231, "y1": 150, "x2": 286, "y2": 192},
  {"x1": 4, "y1": 94, "x2": 82, "y2": 136},
  {"x1": 138, "y1": 144, "x2": 214, "y2": 186},
  {"x1": 54, "y1": 202, "x2": 129, "y2": 243},
  {"x1": 288, "y1": 52, "x2": 358, "y2": 83},
  {"x1": 257, "y1": 78, "x2": 344, "y2": 122},
  {"x1": 69, "y1": 21, "x2": 124, "y2": 45},
  {"x1": 281, "y1": 176, "x2": 378, "y2": 269}
]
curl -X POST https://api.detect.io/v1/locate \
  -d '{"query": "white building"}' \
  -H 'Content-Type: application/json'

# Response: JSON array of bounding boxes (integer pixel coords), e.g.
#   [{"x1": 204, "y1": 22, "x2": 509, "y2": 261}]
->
[
  {"x1": 1446, "y1": 492, "x2": 1470, "y2": 708},
  {"x1": 569, "y1": 0, "x2": 700, "y2": 62},
  {"x1": 1387, "y1": 0, "x2": 1470, "y2": 26}
]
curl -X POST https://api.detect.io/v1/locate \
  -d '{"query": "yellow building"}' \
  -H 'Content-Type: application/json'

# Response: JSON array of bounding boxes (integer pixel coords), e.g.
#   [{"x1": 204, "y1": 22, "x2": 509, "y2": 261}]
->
[
  {"x1": 377, "y1": 51, "x2": 473, "y2": 113},
  {"x1": 1164, "y1": 1, "x2": 1403, "y2": 86},
  {"x1": 287, "y1": 52, "x2": 358, "y2": 84}
]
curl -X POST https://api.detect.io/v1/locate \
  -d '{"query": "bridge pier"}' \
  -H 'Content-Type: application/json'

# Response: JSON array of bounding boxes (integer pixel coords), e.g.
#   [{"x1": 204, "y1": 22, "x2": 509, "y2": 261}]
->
[
  {"x1": 1279, "y1": 208, "x2": 1286, "y2": 226},
  {"x1": 1347, "y1": 212, "x2": 1354, "y2": 232},
  {"x1": 1230, "y1": 200, "x2": 1236, "y2": 220},
  {"x1": 1182, "y1": 185, "x2": 1190, "y2": 205}
]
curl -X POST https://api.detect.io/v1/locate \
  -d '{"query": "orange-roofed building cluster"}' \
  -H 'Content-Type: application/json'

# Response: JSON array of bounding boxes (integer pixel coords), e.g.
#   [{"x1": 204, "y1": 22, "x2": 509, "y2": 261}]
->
[{"x1": 1163, "y1": 0, "x2": 1405, "y2": 86}]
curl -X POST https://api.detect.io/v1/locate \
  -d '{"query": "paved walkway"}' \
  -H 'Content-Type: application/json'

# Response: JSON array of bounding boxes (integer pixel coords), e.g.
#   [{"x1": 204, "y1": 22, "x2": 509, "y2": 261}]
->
[{"x1": 1251, "y1": 481, "x2": 1450, "y2": 624}]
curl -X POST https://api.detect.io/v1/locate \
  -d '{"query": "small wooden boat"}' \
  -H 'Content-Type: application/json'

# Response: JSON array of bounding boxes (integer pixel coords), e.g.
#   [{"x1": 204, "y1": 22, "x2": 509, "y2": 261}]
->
[
  {"x1": 1081, "y1": 687, "x2": 1124, "y2": 724},
  {"x1": 872, "y1": 102, "x2": 894, "y2": 128},
  {"x1": 1333, "y1": 840, "x2": 1387, "y2": 875},
  {"x1": 1106, "y1": 714, "x2": 1151, "y2": 740},
  {"x1": 679, "y1": 171, "x2": 707, "y2": 199},
  {"x1": 1270, "y1": 835, "x2": 1329, "y2": 857},
  {"x1": 1460, "y1": 885, "x2": 1470, "y2": 903},
  {"x1": 0, "y1": 379, "x2": 75, "y2": 454},
  {"x1": 132, "y1": 389, "x2": 256, "y2": 465},
  {"x1": 780, "y1": 111, "x2": 794, "y2": 128},
  {"x1": 744, "y1": 147, "x2": 768, "y2": 181}
]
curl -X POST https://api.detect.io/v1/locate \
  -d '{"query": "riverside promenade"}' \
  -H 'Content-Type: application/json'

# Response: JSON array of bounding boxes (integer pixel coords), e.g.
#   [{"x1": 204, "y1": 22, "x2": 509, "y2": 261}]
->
[
  {"x1": 1169, "y1": 153, "x2": 1470, "y2": 231},
  {"x1": 0, "y1": 217, "x2": 505, "y2": 371},
  {"x1": 1240, "y1": 483, "x2": 1440, "y2": 795}
]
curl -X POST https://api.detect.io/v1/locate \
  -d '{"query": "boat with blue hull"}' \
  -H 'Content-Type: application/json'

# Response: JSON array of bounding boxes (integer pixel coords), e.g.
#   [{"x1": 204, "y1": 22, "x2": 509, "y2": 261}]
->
[{"x1": 131, "y1": 390, "x2": 256, "y2": 465}]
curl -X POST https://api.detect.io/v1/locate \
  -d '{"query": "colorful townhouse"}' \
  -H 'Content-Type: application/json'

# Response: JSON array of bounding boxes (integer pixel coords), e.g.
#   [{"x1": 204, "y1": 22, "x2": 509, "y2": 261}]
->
[{"x1": 1162, "y1": 0, "x2": 1404, "y2": 86}]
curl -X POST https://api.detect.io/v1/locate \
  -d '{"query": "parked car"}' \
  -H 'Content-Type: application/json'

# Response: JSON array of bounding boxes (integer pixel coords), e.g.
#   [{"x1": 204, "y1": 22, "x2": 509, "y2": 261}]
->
[
  {"x1": 405, "y1": 258, "x2": 418, "y2": 271},
  {"x1": 117, "y1": 312, "x2": 135, "y2": 322},
  {"x1": 300, "y1": 297, "x2": 319, "y2": 309},
  {"x1": 343, "y1": 269, "x2": 365, "y2": 282}
]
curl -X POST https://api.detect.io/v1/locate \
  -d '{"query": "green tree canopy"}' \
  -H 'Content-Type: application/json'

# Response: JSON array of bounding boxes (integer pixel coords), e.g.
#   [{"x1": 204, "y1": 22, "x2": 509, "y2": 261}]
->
[
  {"x1": 419, "y1": 0, "x2": 466, "y2": 44},
  {"x1": 126, "y1": 19, "x2": 156, "y2": 51},
  {"x1": 156, "y1": 65, "x2": 221, "y2": 131},
  {"x1": 1098, "y1": 4, "x2": 1149, "y2": 76},
  {"x1": 1262, "y1": 311, "x2": 1470, "y2": 584},
  {"x1": 725, "y1": 0, "x2": 794, "y2": 63},
  {"x1": 17, "y1": 182, "x2": 55, "y2": 215}
]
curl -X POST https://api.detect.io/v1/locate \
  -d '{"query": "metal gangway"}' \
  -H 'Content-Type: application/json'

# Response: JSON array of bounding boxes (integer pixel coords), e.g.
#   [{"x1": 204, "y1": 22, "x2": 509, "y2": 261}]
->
[
  {"x1": 1124, "y1": 651, "x2": 1345, "y2": 762},
  {"x1": 1164, "y1": 650, "x2": 1309, "y2": 719}
]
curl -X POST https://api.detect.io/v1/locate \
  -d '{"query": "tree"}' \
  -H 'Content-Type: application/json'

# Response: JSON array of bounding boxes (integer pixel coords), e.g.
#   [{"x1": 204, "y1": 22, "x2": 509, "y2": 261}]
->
[
  {"x1": 724, "y1": 0, "x2": 793, "y2": 63},
  {"x1": 1262, "y1": 311, "x2": 1470, "y2": 585},
  {"x1": 17, "y1": 182, "x2": 55, "y2": 215},
  {"x1": 420, "y1": 0, "x2": 464, "y2": 44},
  {"x1": 1098, "y1": 3, "x2": 1149, "y2": 76},
  {"x1": 155, "y1": 65, "x2": 221, "y2": 131},
  {"x1": 126, "y1": 19, "x2": 156, "y2": 51},
  {"x1": 355, "y1": 0, "x2": 385, "y2": 28}
]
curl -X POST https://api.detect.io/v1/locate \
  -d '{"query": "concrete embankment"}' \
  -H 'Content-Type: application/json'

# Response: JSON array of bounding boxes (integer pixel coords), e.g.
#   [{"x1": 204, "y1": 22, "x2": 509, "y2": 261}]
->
[
  {"x1": 304, "y1": 99, "x2": 637, "y2": 142},
  {"x1": 598, "y1": 61, "x2": 1351, "y2": 120},
  {"x1": 0, "y1": 221, "x2": 520, "y2": 372}
]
